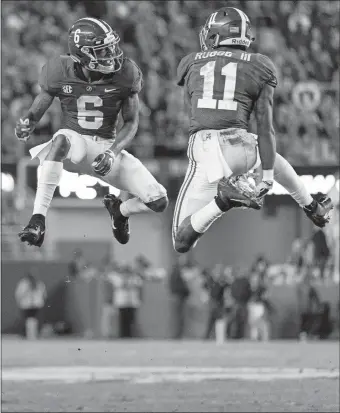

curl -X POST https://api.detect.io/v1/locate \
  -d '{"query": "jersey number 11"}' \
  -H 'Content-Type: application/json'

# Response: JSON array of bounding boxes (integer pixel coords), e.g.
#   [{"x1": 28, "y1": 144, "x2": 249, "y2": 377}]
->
[{"x1": 197, "y1": 61, "x2": 238, "y2": 111}]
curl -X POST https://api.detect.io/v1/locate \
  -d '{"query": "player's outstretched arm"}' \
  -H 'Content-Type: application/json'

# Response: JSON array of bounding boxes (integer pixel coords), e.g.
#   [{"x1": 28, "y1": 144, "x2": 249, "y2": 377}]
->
[
  {"x1": 109, "y1": 93, "x2": 139, "y2": 156},
  {"x1": 15, "y1": 91, "x2": 55, "y2": 142},
  {"x1": 254, "y1": 83, "x2": 277, "y2": 198}
]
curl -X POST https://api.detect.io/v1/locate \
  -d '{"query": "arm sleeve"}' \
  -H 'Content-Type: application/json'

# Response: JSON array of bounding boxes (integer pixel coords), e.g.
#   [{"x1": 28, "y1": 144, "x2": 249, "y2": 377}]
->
[
  {"x1": 38, "y1": 57, "x2": 62, "y2": 95},
  {"x1": 256, "y1": 54, "x2": 278, "y2": 88},
  {"x1": 177, "y1": 54, "x2": 191, "y2": 86},
  {"x1": 129, "y1": 60, "x2": 144, "y2": 94}
]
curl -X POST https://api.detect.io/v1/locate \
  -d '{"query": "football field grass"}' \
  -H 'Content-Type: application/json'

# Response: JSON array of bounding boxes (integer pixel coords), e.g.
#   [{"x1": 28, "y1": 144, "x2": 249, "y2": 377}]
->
[{"x1": 2, "y1": 338, "x2": 339, "y2": 412}]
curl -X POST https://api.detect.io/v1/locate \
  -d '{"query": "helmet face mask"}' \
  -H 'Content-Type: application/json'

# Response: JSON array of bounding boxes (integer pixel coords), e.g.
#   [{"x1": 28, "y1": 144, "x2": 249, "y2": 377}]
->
[
  {"x1": 199, "y1": 7, "x2": 255, "y2": 52},
  {"x1": 80, "y1": 32, "x2": 123, "y2": 74},
  {"x1": 68, "y1": 19, "x2": 124, "y2": 74}
]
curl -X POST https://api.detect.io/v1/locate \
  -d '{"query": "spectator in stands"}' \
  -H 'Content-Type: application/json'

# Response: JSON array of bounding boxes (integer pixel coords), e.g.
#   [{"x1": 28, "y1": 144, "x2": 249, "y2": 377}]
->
[
  {"x1": 229, "y1": 268, "x2": 252, "y2": 339},
  {"x1": 203, "y1": 264, "x2": 233, "y2": 344},
  {"x1": 135, "y1": 255, "x2": 166, "y2": 280},
  {"x1": 287, "y1": 238, "x2": 306, "y2": 269},
  {"x1": 317, "y1": 302, "x2": 333, "y2": 340},
  {"x1": 168, "y1": 254, "x2": 191, "y2": 339},
  {"x1": 15, "y1": 268, "x2": 47, "y2": 340},
  {"x1": 296, "y1": 265, "x2": 321, "y2": 340},
  {"x1": 109, "y1": 263, "x2": 144, "y2": 338},
  {"x1": 310, "y1": 228, "x2": 331, "y2": 279},
  {"x1": 248, "y1": 262, "x2": 274, "y2": 341},
  {"x1": 68, "y1": 249, "x2": 87, "y2": 279},
  {"x1": 101, "y1": 259, "x2": 120, "y2": 339}
]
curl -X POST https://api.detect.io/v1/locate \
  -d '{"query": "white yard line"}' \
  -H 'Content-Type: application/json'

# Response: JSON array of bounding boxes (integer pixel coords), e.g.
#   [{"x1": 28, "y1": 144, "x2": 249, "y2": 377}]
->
[{"x1": 2, "y1": 366, "x2": 339, "y2": 384}]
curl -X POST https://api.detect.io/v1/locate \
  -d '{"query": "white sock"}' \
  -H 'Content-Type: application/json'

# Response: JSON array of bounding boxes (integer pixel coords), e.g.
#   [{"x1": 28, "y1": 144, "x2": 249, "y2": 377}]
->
[
  {"x1": 274, "y1": 154, "x2": 313, "y2": 207},
  {"x1": 191, "y1": 199, "x2": 224, "y2": 234},
  {"x1": 120, "y1": 197, "x2": 150, "y2": 217},
  {"x1": 33, "y1": 161, "x2": 63, "y2": 216}
]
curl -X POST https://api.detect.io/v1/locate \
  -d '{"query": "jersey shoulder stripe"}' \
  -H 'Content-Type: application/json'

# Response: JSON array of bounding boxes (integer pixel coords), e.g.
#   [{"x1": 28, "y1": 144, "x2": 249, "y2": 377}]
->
[{"x1": 240, "y1": 52, "x2": 252, "y2": 61}]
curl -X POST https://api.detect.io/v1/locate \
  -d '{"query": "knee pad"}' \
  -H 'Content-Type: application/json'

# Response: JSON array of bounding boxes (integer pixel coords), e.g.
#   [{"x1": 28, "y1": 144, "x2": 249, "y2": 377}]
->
[{"x1": 145, "y1": 195, "x2": 169, "y2": 213}]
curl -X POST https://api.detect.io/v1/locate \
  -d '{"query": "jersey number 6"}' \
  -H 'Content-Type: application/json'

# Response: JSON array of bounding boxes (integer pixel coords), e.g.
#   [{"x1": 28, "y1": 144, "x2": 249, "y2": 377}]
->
[
  {"x1": 77, "y1": 96, "x2": 104, "y2": 129},
  {"x1": 198, "y1": 61, "x2": 238, "y2": 111}
]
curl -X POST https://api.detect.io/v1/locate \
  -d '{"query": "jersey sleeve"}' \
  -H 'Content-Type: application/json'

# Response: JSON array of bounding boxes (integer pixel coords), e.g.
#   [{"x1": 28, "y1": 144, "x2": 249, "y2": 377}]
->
[
  {"x1": 177, "y1": 54, "x2": 193, "y2": 86},
  {"x1": 124, "y1": 58, "x2": 143, "y2": 94},
  {"x1": 255, "y1": 54, "x2": 278, "y2": 88},
  {"x1": 38, "y1": 56, "x2": 63, "y2": 95}
]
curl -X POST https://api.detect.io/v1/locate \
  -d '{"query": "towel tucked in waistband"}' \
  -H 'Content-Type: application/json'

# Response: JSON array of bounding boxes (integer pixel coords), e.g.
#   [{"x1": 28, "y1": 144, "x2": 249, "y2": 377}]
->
[{"x1": 196, "y1": 130, "x2": 234, "y2": 184}]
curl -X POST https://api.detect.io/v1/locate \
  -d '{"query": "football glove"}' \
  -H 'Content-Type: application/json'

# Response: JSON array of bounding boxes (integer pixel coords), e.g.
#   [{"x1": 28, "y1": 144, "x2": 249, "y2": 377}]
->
[
  {"x1": 15, "y1": 118, "x2": 35, "y2": 142},
  {"x1": 255, "y1": 180, "x2": 273, "y2": 201},
  {"x1": 92, "y1": 149, "x2": 115, "y2": 176}
]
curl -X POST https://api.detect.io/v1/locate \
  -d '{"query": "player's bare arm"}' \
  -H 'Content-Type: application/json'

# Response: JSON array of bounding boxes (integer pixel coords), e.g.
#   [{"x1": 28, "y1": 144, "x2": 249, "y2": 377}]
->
[
  {"x1": 254, "y1": 83, "x2": 276, "y2": 198},
  {"x1": 15, "y1": 90, "x2": 55, "y2": 141},
  {"x1": 255, "y1": 83, "x2": 276, "y2": 172},
  {"x1": 26, "y1": 90, "x2": 55, "y2": 123},
  {"x1": 110, "y1": 93, "x2": 139, "y2": 156},
  {"x1": 92, "y1": 93, "x2": 139, "y2": 177}
]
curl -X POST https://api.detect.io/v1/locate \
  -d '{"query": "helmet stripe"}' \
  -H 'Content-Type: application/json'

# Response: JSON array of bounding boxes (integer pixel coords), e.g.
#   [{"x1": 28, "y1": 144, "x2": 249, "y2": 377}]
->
[
  {"x1": 79, "y1": 17, "x2": 110, "y2": 33},
  {"x1": 231, "y1": 8, "x2": 247, "y2": 39},
  {"x1": 208, "y1": 12, "x2": 218, "y2": 28},
  {"x1": 100, "y1": 19, "x2": 113, "y2": 33}
]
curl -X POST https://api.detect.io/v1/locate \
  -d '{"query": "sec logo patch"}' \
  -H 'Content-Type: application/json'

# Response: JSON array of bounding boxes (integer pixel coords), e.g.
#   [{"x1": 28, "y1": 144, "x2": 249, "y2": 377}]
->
[{"x1": 62, "y1": 85, "x2": 73, "y2": 94}]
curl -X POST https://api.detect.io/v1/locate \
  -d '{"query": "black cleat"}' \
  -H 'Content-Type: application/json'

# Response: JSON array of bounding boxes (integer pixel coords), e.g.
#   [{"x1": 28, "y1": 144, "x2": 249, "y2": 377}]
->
[
  {"x1": 303, "y1": 192, "x2": 333, "y2": 228},
  {"x1": 217, "y1": 175, "x2": 262, "y2": 211},
  {"x1": 103, "y1": 194, "x2": 130, "y2": 244},
  {"x1": 18, "y1": 214, "x2": 45, "y2": 247}
]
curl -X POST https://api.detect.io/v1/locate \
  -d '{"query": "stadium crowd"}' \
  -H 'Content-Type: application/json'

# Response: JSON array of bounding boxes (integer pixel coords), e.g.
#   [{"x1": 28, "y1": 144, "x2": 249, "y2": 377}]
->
[
  {"x1": 17, "y1": 245, "x2": 338, "y2": 341},
  {"x1": 2, "y1": 0, "x2": 339, "y2": 166}
]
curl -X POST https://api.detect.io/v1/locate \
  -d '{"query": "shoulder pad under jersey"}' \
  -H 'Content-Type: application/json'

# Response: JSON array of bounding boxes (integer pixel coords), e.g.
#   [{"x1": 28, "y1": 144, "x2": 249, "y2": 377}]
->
[
  {"x1": 177, "y1": 53, "x2": 196, "y2": 86},
  {"x1": 38, "y1": 55, "x2": 68, "y2": 95},
  {"x1": 254, "y1": 53, "x2": 278, "y2": 88},
  {"x1": 120, "y1": 58, "x2": 143, "y2": 94}
]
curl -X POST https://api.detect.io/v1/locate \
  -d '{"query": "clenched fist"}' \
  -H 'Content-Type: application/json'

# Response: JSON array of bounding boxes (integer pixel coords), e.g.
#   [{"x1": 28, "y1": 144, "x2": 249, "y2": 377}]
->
[
  {"x1": 15, "y1": 118, "x2": 35, "y2": 142},
  {"x1": 92, "y1": 149, "x2": 115, "y2": 176}
]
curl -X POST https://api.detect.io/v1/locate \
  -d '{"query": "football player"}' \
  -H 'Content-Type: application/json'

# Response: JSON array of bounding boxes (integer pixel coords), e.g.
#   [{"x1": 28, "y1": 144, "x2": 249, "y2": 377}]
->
[
  {"x1": 173, "y1": 7, "x2": 333, "y2": 253},
  {"x1": 15, "y1": 18, "x2": 168, "y2": 247}
]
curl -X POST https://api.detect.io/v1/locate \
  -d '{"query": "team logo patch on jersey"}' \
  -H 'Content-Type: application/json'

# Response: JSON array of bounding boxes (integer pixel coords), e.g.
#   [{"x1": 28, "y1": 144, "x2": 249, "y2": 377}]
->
[{"x1": 62, "y1": 85, "x2": 73, "y2": 94}]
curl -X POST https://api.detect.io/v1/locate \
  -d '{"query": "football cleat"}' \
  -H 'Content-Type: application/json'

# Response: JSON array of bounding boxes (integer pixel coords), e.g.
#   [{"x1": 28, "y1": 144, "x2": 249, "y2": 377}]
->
[
  {"x1": 217, "y1": 175, "x2": 262, "y2": 211},
  {"x1": 303, "y1": 192, "x2": 333, "y2": 228},
  {"x1": 174, "y1": 216, "x2": 202, "y2": 253},
  {"x1": 103, "y1": 194, "x2": 130, "y2": 244},
  {"x1": 18, "y1": 214, "x2": 45, "y2": 247}
]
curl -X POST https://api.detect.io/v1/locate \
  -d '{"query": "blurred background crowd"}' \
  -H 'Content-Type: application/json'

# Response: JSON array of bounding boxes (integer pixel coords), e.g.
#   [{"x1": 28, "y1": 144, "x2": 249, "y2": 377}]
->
[
  {"x1": 2, "y1": 0, "x2": 339, "y2": 164},
  {"x1": 14, "y1": 236, "x2": 339, "y2": 342}
]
